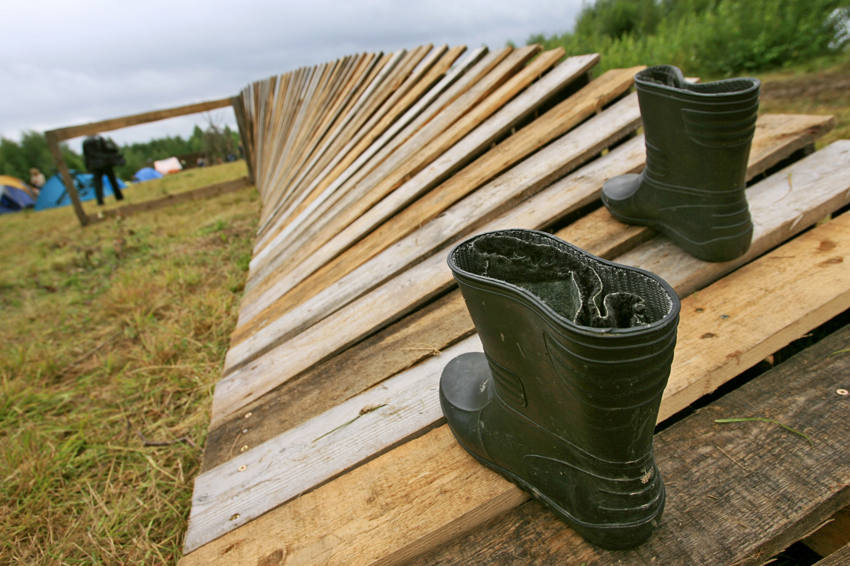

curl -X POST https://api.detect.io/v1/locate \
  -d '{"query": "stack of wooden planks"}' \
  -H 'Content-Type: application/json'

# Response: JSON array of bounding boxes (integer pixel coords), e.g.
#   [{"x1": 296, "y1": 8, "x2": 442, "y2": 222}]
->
[{"x1": 181, "y1": 43, "x2": 850, "y2": 564}]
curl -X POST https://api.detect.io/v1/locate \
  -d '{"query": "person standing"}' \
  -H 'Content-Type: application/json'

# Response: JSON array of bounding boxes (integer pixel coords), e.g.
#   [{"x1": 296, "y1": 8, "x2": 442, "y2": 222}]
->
[{"x1": 82, "y1": 135, "x2": 125, "y2": 205}]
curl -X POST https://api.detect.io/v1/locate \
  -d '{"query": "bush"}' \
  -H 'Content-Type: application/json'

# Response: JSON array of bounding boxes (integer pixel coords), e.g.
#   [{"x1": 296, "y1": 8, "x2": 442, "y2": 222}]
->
[{"x1": 532, "y1": 0, "x2": 850, "y2": 76}]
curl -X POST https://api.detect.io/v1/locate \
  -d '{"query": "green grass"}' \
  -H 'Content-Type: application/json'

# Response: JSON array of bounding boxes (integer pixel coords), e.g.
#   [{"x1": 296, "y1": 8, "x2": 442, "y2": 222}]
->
[{"x1": 0, "y1": 161, "x2": 258, "y2": 564}]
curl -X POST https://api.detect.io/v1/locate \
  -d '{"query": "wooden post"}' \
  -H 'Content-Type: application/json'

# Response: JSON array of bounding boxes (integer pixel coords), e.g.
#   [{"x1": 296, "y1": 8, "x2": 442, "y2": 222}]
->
[
  {"x1": 45, "y1": 131, "x2": 88, "y2": 226},
  {"x1": 231, "y1": 96, "x2": 256, "y2": 186}
]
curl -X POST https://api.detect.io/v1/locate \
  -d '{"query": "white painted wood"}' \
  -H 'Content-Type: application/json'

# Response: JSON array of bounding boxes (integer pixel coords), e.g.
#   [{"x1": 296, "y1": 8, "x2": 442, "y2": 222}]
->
[
  {"x1": 223, "y1": 93, "x2": 640, "y2": 373},
  {"x1": 191, "y1": 141, "x2": 850, "y2": 553},
  {"x1": 236, "y1": 53, "x2": 601, "y2": 326}
]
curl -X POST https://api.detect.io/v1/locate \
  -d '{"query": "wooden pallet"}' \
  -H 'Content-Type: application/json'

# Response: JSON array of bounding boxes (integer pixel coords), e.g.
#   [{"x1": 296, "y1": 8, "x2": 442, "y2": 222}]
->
[{"x1": 180, "y1": 43, "x2": 849, "y2": 564}]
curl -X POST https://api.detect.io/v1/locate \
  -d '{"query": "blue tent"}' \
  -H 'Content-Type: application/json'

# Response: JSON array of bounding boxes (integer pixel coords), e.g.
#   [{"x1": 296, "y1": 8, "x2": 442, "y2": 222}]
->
[
  {"x1": 1, "y1": 185, "x2": 36, "y2": 214},
  {"x1": 34, "y1": 171, "x2": 127, "y2": 211},
  {"x1": 133, "y1": 166, "x2": 163, "y2": 182}
]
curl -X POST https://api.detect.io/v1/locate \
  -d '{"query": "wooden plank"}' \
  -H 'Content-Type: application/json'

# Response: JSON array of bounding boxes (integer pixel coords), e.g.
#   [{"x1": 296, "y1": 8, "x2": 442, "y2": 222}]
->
[
  {"x1": 415, "y1": 324, "x2": 850, "y2": 566},
  {"x1": 816, "y1": 544, "x2": 850, "y2": 566},
  {"x1": 182, "y1": 206, "x2": 850, "y2": 564},
  {"x1": 46, "y1": 97, "x2": 235, "y2": 141},
  {"x1": 267, "y1": 46, "x2": 441, "y2": 227},
  {"x1": 202, "y1": 113, "x2": 837, "y2": 472},
  {"x1": 260, "y1": 46, "x2": 562, "y2": 270},
  {"x1": 186, "y1": 141, "x2": 850, "y2": 550},
  {"x1": 247, "y1": 46, "x2": 534, "y2": 280},
  {"x1": 258, "y1": 54, "x2": 377, "y2": 222},
  {"x1": 805, "y1": 506, "x2": 850, "y2": 557},
  {"x1": 216, "y1": 93, "x2": 641, "y2": 400},
  {"x1": 235, "y1": 57, "x2": 615, "y2": 333},
  {"x1": 266, "y1": 50, "x2": 395, "y2": 207},
  {"x1": 44, "y1": 131, "x2": 88, "y2": 226},
  {"x1": 89, "y1": 177, "x2": 252, "y2": 223},
  {"x1": 249, "y1": 46, "x2": 494, "y2": 254}
]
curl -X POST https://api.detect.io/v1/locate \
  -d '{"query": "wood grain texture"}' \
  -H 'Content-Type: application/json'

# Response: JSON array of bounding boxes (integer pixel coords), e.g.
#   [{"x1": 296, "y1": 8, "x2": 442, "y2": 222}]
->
[
  {"x1": 46, "y1": 97, "x2": 235, "y2": 141},
  {"x1": 815, "y1": 544, "x2": 850, "y2": 566},
  {"x1": 232, "y1": 61, "x2": 623, "y2": 343},
  {"x1": 201, "y1": 114, "x2": 836, "y2": 473},
  {"x1": 186, "y1": 142, "x2": 850, "y2": 552},
  {"x1": 182, "y1": 240, "x2": 850, "y2": 565},
  {"x1": 415, "y1": 323, "x2": 850, "y2": 566},
  {"x1": 213, "y1": 94, "x2": 642, "y2": 420},
  {"x1": 805, "y1": 506, "x2": 850, "y2": 557},
  {"x1": 248, "y1": 46, "x2": 511, "y2": 268}
]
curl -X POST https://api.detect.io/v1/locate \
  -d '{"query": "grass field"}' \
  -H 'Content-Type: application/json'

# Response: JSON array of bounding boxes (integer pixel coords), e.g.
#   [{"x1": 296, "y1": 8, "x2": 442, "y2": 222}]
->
[{"x1": 0, "y1": 56, "x2": 848, "y2": 565}]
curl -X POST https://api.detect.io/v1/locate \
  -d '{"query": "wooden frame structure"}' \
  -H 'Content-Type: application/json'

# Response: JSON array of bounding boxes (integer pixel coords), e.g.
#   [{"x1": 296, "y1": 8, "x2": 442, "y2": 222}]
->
[
  {"x1": 44, "y1": 96, "x2": 253, "y2": 226},
  {"x1": 166, "y1": 43, "x2": 850, "y2": 563}
]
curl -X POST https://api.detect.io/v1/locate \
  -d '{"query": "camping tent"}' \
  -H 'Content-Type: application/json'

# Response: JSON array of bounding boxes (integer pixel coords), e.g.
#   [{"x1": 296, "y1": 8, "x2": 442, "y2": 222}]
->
[
  {"x1": 0, "y1": 176, "x2": 35, "y2": 213},
  {"x1": 154, "y1": 156, "x2": 182, "y2": 175},
  {"x1": 133, "y1": 166, "x2": 163, "y2": 182},
  {"x1": 34, "y1": 171, "x2": 127, "y2": 211}
]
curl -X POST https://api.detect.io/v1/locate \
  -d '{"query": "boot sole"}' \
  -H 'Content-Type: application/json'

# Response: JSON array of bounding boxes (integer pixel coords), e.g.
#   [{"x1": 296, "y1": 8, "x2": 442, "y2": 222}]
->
[{"x1": 449, "y1": 429, "x2": 665, "y2": 550}]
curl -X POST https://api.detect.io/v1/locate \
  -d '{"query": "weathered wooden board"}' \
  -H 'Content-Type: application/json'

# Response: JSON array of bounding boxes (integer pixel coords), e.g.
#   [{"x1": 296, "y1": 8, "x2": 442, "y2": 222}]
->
[
  {"x1": 184, "y1": 141, "x2": 850, "y2": 553},
  {"x1": 249, "y1": 46, "x2": 514, "y2": 266},
  {"x1": 805, "y1": 506, "x2": 850, "y2": 557},
  {"x1": 263, "y1": 45, "x2": 455, "y2": 239},
  {"x1": 816, "y1": 544, "x2": 850, "y2": 566},
  {"x1": 214, "y1": 93, "x2": 642, "y2": 419},
  {"x1": 415, "y1": 323, "x2": 850, "y2": 566},
  {"x1": 234, "y1": 59, "x2": 620, "y2": 338},
  {"x1": 200, "y1": 114, "x2": 837, "y2": 470},
  {"x1": 257, "y1": 47, "x2": 564, "y2": 270},
  {"x1": 182, "y1": 206, "x2": 850, "y2": 563}
]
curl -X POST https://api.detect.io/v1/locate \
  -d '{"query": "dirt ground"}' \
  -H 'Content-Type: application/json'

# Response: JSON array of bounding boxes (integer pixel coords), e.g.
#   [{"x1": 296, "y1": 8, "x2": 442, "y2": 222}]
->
[{"x1": 758, "y1": 57, "x2": 850, "y2": 146}]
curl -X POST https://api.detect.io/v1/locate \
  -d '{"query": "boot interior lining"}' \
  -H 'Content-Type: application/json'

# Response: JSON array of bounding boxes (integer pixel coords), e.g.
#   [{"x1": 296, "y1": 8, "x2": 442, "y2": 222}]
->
[{"x1": 452, "y1": 231, "x2": 674, "y2": 329}]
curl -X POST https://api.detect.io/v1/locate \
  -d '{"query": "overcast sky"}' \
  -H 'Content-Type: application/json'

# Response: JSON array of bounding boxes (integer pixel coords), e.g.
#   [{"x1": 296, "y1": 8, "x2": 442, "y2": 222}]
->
[{"x1": 2, "y1": 0, "x2": 582, "y2": 150}]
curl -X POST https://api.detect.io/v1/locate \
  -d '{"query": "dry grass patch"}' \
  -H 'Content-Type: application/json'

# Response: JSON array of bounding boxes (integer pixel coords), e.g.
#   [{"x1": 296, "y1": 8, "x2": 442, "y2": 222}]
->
[{"x1": 0, "y1": 162, "x2": 257, "y2": 564}]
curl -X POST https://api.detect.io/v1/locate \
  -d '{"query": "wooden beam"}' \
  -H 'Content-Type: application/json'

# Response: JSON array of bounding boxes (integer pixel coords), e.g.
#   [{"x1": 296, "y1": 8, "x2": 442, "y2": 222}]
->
[
  {"x1": 214, "y1": 93, "x2": 642, "y2": 416},
  {"x1": 88, "y1": 177, "x2": 252, "y2": 224},
  {"x1": 234, "y1": 56, "x2": 613, "y2": 336},
  {"x1": 44, "y1": 131, "x2": 88, "y2": 226},
  {"x1": 45, "y1": 97, "x2": 235, "y2": 141}
]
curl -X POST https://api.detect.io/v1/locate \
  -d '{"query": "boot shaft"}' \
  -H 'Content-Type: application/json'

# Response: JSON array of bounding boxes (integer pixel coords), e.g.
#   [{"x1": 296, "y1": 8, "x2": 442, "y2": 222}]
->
[
  {"x1": 635, "y1": 65, "x2": 761, "y2": 196},
  {"x1": 448, "y1": 230, "x2": 680, "y2": 462}
]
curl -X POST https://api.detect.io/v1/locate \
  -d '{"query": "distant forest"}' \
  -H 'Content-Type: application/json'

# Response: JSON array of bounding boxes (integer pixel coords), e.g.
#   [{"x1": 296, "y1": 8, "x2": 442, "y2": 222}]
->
[
  {"x1": 0, "y1": 123, "x2": 240, "y2": 184},
  {"x1": 528, "y1": 0, "x2": 849, "y2": 76}
]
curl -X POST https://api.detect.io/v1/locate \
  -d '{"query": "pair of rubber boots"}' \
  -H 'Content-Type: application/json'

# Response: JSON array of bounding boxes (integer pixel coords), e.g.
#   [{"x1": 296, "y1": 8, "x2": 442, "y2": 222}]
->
[{"x1": 438, "y1": 67, "x2": 759, "y2": 549}]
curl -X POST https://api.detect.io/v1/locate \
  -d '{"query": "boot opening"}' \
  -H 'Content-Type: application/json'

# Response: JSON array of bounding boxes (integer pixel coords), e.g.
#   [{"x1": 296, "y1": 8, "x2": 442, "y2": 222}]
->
[
  {"x1": 450, "y1": 230, "x2": 674, "y2": 330},
  {"x1": 637, "y1": 65, "x2": 759, "y2": 97}
]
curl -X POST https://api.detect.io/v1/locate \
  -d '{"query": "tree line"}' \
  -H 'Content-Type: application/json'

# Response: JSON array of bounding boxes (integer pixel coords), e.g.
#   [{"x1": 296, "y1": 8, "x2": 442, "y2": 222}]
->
[
  {"x1": 0, "y1": 124, "x2": 240, "y2": 184},
  {"x1": 529, "y1": 0, "x2": 849, "y2": 76}
]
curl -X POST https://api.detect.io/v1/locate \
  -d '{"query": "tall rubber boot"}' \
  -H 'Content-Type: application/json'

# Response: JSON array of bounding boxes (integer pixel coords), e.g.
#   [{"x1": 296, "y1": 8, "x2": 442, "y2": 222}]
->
[
  {"x1": 602, "y1": 65, "x2": 760, "y2": 262},
  {"x1": 439, "y1": 229, "x2": 680, "y2": 549}
]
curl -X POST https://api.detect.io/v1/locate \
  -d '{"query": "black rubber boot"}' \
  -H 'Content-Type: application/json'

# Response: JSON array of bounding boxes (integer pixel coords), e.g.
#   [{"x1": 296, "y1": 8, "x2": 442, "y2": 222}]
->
[
  {"x1": 602, "y1": 65, "x2": 760, "y2": 262},
  {"x1": 439, "y1": 229, "x2": 680, "y2": 549}
]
